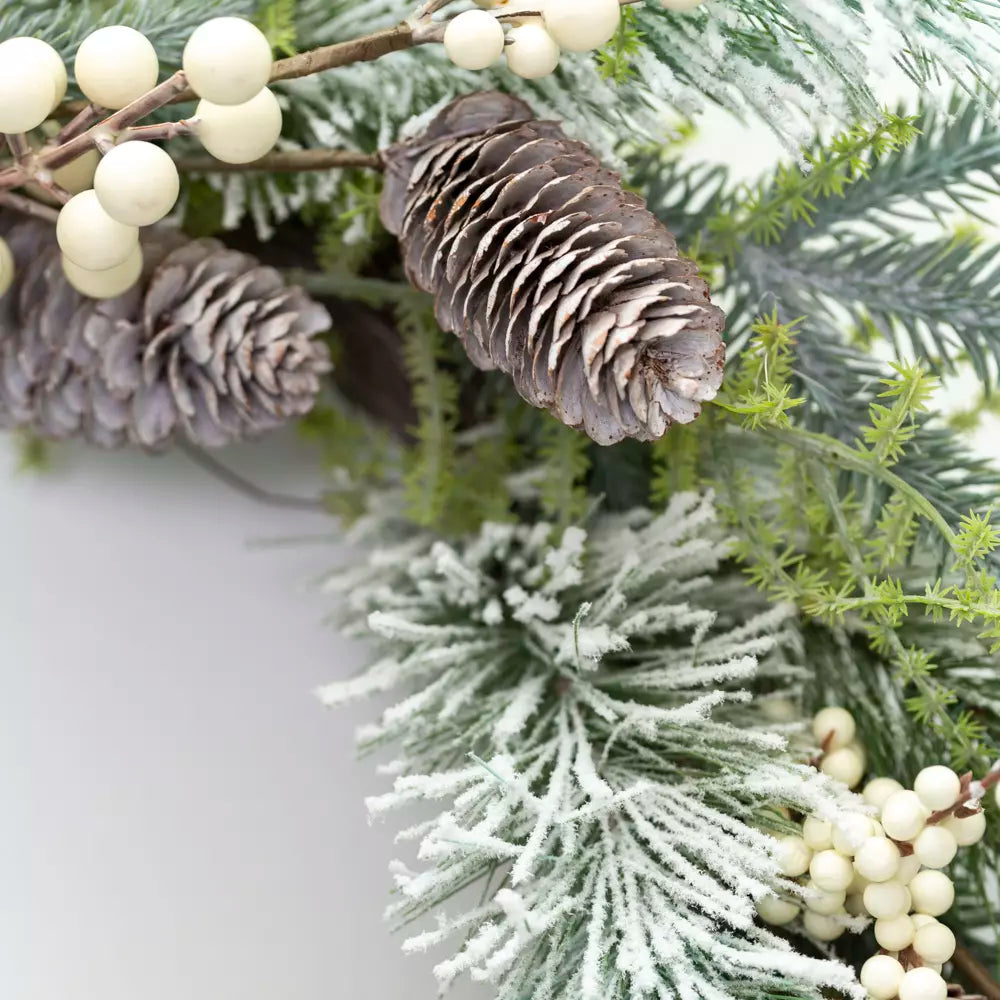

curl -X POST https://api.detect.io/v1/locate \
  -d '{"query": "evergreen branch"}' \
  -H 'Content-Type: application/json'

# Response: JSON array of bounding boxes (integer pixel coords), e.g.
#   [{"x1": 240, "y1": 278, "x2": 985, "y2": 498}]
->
[
  {"x1": 538, "y1": 420, "x2": 591, "y2": 530},
  {"x1": 319, "y1": 493, "x2": 864, "y2": 1000},
  {"x1": 398, "y1": 301, "x2": 460, "y2": 529}
]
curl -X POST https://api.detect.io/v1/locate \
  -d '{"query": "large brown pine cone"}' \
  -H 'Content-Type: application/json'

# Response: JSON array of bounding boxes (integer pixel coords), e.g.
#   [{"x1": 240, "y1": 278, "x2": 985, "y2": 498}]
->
[
  {"x1": 380, "y1": 92, "x2": 726, "y2": 446},
  {"x1": 0, "y1": 215, "x2": 331, "y2": 449}
]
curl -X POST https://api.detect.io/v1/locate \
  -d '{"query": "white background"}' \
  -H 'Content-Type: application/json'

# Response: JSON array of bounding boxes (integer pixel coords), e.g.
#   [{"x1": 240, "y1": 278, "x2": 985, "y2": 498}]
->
[
  {"x1": 3, "y1": 67, "x2": 998, "y2": 1000},
  {"x1": 1, "y1": 432, "x2": 466, "y2": 1000}
]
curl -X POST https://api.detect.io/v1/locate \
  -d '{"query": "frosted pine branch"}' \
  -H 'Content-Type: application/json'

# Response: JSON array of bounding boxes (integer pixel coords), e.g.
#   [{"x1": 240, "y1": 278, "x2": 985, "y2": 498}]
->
[{"x1": 319, "y1": 492, "x2": 868, "y2": 1000}]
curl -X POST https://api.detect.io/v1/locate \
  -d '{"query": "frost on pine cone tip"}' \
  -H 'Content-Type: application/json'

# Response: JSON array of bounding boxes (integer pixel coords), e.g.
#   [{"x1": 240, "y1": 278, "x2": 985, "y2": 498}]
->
[
  {"x1": 381, "y1": 92, "x2": 726, "y2": 446},
  {"x1": 0, "y1": 216, "x2": 331, "y2": 449}
]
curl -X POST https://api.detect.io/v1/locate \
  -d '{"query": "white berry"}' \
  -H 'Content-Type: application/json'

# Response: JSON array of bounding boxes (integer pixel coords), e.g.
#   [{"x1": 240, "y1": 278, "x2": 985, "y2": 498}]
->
[
  {"x1": 57, "y1": 190, "x2": 139, "y2": 270},
  {"x1": 0, "y1": 237, "x2": 14, "y2": 298},
  {"x1": 94, "y1": 142, "x2": 180, "y2": 227},
  {"x1": 774, "y1": 835, "x2": 812, "y2": 877},
  {"x1": 809, "y1": 849, "x2": 854, "y2": 892},
  {"x1": 860, "y1": 954, "x2": 905, "y2": 1000},
  {"x1": 820, "y1": 745, "x2": 866, "y2": 788},
  {"x1": 881, "y1": 790, "x2": 928, "y2": 841},
  {"x1": 443, "y1": 10, "x2": 506, "y2": 70},
  {"x1": 864, "y1": 777, "x2": 905, "y2": 810},
  {"x1": 854, "y1": 835, "x2": 900, "y2": 882},
  {"x1": 62, "y1": 245, "x2": 142, "y2": 300},
  {"x1": 896, "y1": 852, "x2": 923, "y2": 885},
  {"x1": 898, "y1": 966, "x2": 948, "y2": 1000},
  {"x1": 505, "y1": 22, "x2": 561, "y2": 79},
  {"x1": 812, "y1": 706, "x2": 856, "y2": 751},
  {"x1": 914, "y1": 766, "x2": 961, "y2": 811},
  {"x1": 847, "y1": 867, "x2": 869, "y2": 895},
  {"x1": 51, "y1": 147, "x2": 100, "y2": 195},
  {"x1": 845, "y1": 893, "x2": 867, "y2": 916},
  {"x1": 802, "y1": 910, "x2": 845, "y2": 941},
  {"x1": 802, "y1": 815, "x2": 833, "y2": 851},
  {"x1": 0, "y1": 43, "x2": 56, "y2": 133},
  {"x1": 912, "y1": 913, "x2": 937, "y2": 928},
  {"x1": 913, "y1": 825, "x2": 957, "y2": 869},
  {"x1": 875, "y1": 913, "x2": 915, "y2": 951},
  {"x1": 805, "y1": 888, "x2": 846, "y2": 915},
  {"x1": 183, "y1": 17, "x2": 273, "y2": 105},
  {"x1": 196, "y1": 87, "x2": 282, "y2": 165},
  {"x1": 832, "y1": 814, "x2": 874, "y2": 855},
  {"x1": 755, "y1": 894, "x2": 798, "y2": 926},
  {"x1": 943, "y1": 809, "x2": 986, "y2": 846},
  {"x1": 913, "y1": 920, "x2": 956, "y2": 964},
  {"x1": 543, "y1": 0, "x2": 620, "y2": 52},
  {"x1": 909, "y1": 870, "x2": 955, "y2": 916},
  {"x1": 863, "y1": 880, "x2": 911, "y2": 920},
  {"x1": 0, "y1": 37, "x2": 67, "y2": 110},
  {"x1": 75, "y1": 26, "x2": 159, "y2": 110}
]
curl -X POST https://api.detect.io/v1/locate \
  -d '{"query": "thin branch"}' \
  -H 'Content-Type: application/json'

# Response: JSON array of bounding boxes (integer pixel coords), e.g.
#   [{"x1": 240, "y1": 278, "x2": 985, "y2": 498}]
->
[
  {"x1": 6, "y1": 133, "x2": 30, "y2": 165},
  {"x1": 0, "y1": 190, "x2": 60, "y2": 223},
  {"x1": 169, "y1": 23, "x2": 419, "y2": 104},
  {"x1": 173, "y1": 148, "x2": 383, "y2": 173},
  {"x1": 413, "y1": 0, "x2": 457, "y2": 16},
  {"x1": 178, "y1": 442, "x2": 328, "y2": 513},
  {"x1": 118, "y1": 119, "x2": 197, "y2": 144},
  {"x1": 952, "y1": 945, "x2": 1000, "y2": 1000},
  {"x1": 55, "y1": 104, "x2": 105, "y2": 144},
  {"x1": 34, "y1": 71, "x2": 190, "y2": 175}
]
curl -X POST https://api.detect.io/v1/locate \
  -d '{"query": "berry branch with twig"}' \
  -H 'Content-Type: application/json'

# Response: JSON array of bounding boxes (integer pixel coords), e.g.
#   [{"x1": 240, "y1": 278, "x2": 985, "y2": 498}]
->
[{"x1": 0, "y1": 0, "x2": 653, "y2": 301}]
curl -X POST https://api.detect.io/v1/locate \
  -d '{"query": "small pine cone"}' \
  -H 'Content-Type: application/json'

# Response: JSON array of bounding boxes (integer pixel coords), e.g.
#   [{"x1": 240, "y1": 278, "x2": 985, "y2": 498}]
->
[
  {"x1": 0, "y1": 216, "x2": 331, "y2": 449},
  {"x1": 381, "y1": 92, "x2": 726, "y2": 446}
]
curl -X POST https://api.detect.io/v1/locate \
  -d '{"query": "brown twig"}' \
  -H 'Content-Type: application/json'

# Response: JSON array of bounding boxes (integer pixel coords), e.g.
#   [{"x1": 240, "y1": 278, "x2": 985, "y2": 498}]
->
[
  {"x1": 178, "y1": 442, "x2": 328, "y2": 513},
  {"x1": 55, "y1": 103, "x2": 105, "y2": 144},
  {"x1": 173, "y1": 148, "x2": 383, "y2": 174},
  {"x1": 168, "y1": 23, "x2": 419, "y2": 105},
  {"x1": 6, "y1": 133, "x2": 30, "y2": 165},
  {"x1": 118, "y1": 119, "x2": 198, "y2": 144},
  {"x1": 0, "y1": 190, "x2": 60, "y2": 223},
  {"x1": 952, "y1": 945, "x2": 1000, "y2": 1000},
  {"x1": 928, "y1": 766, "x2": 1000, "y2": 825},
  {"x1": 32, "y1": 71, "x2": 191, "y2": 175}
]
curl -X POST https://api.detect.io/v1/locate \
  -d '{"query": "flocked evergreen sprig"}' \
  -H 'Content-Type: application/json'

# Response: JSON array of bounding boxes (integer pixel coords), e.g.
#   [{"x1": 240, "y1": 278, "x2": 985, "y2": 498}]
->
[{"x1": 318, "y1": 491, "x2": 866, "y2": 1000}]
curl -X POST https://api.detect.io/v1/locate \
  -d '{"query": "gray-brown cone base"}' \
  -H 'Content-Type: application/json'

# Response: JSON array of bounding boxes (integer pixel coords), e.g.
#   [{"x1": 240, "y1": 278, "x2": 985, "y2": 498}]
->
[
  {"x1": 0, "y1": 215, "x2": 332, "y2": 449},
  {"x1": 381, "y1": 92, "x2": 727, "y2": 446}
]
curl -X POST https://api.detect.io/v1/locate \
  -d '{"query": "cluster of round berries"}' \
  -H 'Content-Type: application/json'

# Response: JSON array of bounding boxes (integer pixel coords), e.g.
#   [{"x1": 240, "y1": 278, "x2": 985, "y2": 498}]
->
[
  {"x1": 758, "y1": 707, "x2": 995, "y2": 1000},
  {"x1": 444, "y1": 0, "x2": 705, "y2": 80},
  {"x1": 0, "y1": 17, "x2": 281, "y2": 300}
]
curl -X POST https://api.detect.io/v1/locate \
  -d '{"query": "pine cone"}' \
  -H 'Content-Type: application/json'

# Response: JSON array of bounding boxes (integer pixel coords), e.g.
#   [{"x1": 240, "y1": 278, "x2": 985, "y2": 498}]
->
[
  {"x1": 380, "y1": 92, "x2": 726, "y2": 446},
  {"x1": 0, "y1": 215, "x2": 331, "y2": 449}
]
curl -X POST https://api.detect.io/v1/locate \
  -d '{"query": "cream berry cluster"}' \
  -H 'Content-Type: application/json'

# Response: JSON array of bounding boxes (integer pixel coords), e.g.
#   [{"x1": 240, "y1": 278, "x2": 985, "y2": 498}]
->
[
  {"x1": 0, "y1": 17, "x2": 281, "y2": 300},
  {"x1": 757, "y1": 706, "x2": 996, "y2": 1000},
  {"x1": 444, "y1": 0, "x2": 706, "y2": 80}
]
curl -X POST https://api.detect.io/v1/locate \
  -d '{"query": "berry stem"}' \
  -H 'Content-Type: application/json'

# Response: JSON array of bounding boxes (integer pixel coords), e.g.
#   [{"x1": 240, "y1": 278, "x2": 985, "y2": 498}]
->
[
  {"x1": 5, "y1": 133, "x2": 30, "y2": 165},
  {"x1": 412, "y1": 0, "x2": 458, "y2": 18},
  {"x1": 36, "y1": 71, "x2": 191, "y2": 174},
  {"x1": 54, "y1": 104, "x2": 105, "y2": 145},
  {"x1": 0, "y1": 190, "x2": 60, "y2": 223},
  {"x1": 118, "y1": 120, "x2": 197, "y2": 144},
  {"x1": 172, "y1": 148, "x2": 383, "y2": 173}
]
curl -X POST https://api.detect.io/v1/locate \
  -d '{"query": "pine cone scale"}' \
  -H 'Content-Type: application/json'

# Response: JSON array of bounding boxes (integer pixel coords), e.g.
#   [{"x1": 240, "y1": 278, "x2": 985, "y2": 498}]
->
[{"x1": 383, "y1": 93, "x2": 726, "y2": 445}]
